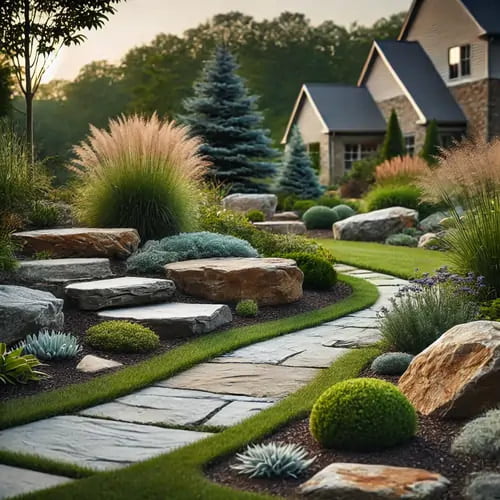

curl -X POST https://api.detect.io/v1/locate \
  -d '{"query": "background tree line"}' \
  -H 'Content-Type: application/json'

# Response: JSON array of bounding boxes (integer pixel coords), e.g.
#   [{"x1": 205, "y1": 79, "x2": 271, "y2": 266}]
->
[{"x1": 3, "y1": 10, "x2": 405, "y2": 182}]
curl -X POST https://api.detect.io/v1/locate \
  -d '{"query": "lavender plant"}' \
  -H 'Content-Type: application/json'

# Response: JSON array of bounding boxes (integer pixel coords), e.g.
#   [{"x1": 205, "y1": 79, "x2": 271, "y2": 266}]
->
[{"x1": 378, "y1": 267, "x2": 484, "y2": 354}]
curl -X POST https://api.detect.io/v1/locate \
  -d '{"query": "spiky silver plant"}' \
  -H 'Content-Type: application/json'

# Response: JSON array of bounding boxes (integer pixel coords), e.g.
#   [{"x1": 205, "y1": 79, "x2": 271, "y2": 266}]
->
[
  {"x1": 19, "y1": 330, "x2": 82, "y2": 361},
  {"x1": 231, "y1": 442, "x2": 315, "y2": 478}
]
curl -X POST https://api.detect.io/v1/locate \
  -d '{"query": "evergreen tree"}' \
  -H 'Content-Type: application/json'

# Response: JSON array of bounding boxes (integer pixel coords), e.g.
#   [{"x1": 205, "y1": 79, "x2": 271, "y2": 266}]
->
[
  {"x1": 381, "y1": 109, "x2": 405, "y2": 160},
  {"x1": 181, "y1": 46, "x2": 277, "y2": 193},
  {"x1": 275, "y1": 125, "x2": 323, "y2": 199},
  {"x1": 420, "y1": 119, "x2": 440, "y2": 165}
]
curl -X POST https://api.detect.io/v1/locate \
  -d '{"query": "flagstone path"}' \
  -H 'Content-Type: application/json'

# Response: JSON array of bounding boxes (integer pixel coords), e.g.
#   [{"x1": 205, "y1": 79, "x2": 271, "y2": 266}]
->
[{"x1": 0, "y1": 265, "x2": 406, "y2": 499}]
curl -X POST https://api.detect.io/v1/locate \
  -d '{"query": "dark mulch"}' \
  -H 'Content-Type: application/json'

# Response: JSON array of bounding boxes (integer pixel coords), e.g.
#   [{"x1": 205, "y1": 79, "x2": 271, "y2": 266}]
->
[
  {"x1": 0, "y1": 281, "x2": 351, "y2": 403},
  {"x1": 207, "y1": 370, "x2": 500, "y2": 500}
]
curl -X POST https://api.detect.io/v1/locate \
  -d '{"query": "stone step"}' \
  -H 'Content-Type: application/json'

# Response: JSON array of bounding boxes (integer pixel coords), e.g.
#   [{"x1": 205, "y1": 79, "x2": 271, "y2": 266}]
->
[
  {"x1": 66, "y1": 277, "x2": 175, "y2": 311},
  {"x1": 12, "y1": 228, "x2": 140, "y2": 259},
  {"x1": 97, "y1": 302, "x2": 232, "y2": 338},
  {"x1": 13, "y1": 258, "x2": 113, "y2": 298},
  {"x1": 253, "y1": 220, "x2": 306, "y2": 235}
]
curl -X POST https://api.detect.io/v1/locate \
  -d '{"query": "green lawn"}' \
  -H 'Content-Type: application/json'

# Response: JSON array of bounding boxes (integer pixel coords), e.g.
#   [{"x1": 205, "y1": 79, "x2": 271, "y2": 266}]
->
[{"x1": 320, "y1": 240, "x2": 450, "y2": 279}]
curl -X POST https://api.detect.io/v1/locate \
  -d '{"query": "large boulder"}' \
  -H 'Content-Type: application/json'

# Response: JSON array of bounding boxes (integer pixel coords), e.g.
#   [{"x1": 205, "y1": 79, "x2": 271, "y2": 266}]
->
[
  {"x1": 399, "y1": 321, "x2": 500, "y2": 418},
  {"x1": 333, "y1": 207, "x2": 418, "y2": 242},
  {"x1": 164, "y1": 257, "x2": 303, "y2": 306},
  {"x1": 222, "y1": 194, "x2": 277, "y2": 219},
  {"x1": 419, "y1": 212, "x2": 448, "y2": 233},
  {"x1": 272, "y1": 211, "x2": 299, "y2": 221},
  {"x1": 299, "y1": 463, "x2": 450, "y2": 499},
  {"x1": 253, "y1": 221, "x2": 306, "y2": 235},
  {"x1": 12, "y1": 228, "x2": 140, "y2": 259},
  {"x1": 0, "y1": 286, "x2": 64, "y2": 344}
]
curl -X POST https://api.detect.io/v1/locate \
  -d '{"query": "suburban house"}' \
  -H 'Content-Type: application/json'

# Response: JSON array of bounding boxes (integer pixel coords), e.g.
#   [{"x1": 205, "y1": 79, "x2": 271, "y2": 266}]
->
[{"x1": 282, "y1": 0, "x2": 500, "y2": 185}]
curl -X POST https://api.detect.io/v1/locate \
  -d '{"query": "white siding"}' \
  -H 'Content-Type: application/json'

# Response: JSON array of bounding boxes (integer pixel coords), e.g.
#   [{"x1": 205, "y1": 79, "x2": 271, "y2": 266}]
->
[
  {"x1": 365, "y1": 56, "x2": 404, "y2": 103},
  {"x1": 405, "y1": 0, "x2": 488, "y2": 85},
  {"x1": 294, "y1": 97, "x2": 324, "y2": 144}
]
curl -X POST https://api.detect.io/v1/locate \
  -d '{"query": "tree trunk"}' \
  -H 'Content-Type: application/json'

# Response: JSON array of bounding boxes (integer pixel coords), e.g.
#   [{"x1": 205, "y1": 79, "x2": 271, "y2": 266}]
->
[{"x1": 23, "y1": 0, "x2": 34, "y2": 164}]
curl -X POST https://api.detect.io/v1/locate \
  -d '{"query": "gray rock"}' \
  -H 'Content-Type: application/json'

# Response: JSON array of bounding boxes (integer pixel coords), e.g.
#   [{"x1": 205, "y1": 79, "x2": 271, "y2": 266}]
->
[
  {"x1": 299, "y1": 463, "x2": 450, "y2": 499},
  {"x1": 253, "y1": 221, "x2": 307, "y2": 235},
  {"x1": 222, "y1": 193, "x2": 277, "y2": 219},
  {"x1": 0, "y1": 464, "x2": 73, "y2": 499},
  {"x1": 76, "y1": 355, "x2": 122, "y2": 373},
  {"x1": 419, "y1": 212, "x2": 448, "y2": 233},
  {"x1": 333, "y1": 207, "x2": 418, "y2": 242},
  {"x1": 205, "y1": 400, "x2": 274, "y2": 427},
  {"x1": 97, "y1": 302, "x2": 232, "y2": 338},
  {"x1": 0, "y1": 286, "x2": 64, "y2": 344},
  {"x1": 0, "y1": 415, "x2": 211, "y2": 471},
  {"x1": 272, "y1": 211, "x2": 300, "y2": 221},
  {"x1": 66, "y1": 277, "x2": 175, "y2": 311},
  {"x1": 465, "y1": 473, "x2": 500, "y2": 500}
]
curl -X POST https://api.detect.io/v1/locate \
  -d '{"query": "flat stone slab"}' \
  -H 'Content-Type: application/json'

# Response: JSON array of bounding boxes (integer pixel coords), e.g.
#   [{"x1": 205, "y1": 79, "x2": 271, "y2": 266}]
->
[
  {"x1": 0, "y1": 464, "x2": 73, "y2": 500},
  {"x1": 327, "y1": 317, "x2": 381, "y2": 329},
  {"x1": 322, "y1": 327, "x2": 383, "y2": 348},
  {"x1": 164, "y1": 362, "x2": 319, "y2": 398},
  {"x1": 205, "y1": 401, "x2": 274, "y2": 427},
  {"x1": 0, "y1": 285, "x2": 64, "y2": 344},
  {"x1": 272, "y1": 211, "x2": 299, "y2": 221},
  {"x1": 98, "y1": 302, "x2": 232, "y2": 338},
  {"x1": 76, "y1": 354, "x2": 122, "y2": 373},
  {"x1": 149, "y1": 386, "x2": 276, "y2": 404},
  {"x1": 0, "y1": 416, "x2": 211, "y2": 471},
  {"x1": 66, "y1": 277, "x2": 175, "y2": 311},
  {"x1": 282, "y1": 347, "x2": 350, "y2": 368},
  {"x1": 253, "y1": 221, "x2": 306, "y2": 235},
  {"x1": 12, "y1": 228, "x2": 140, "y2": 259}
]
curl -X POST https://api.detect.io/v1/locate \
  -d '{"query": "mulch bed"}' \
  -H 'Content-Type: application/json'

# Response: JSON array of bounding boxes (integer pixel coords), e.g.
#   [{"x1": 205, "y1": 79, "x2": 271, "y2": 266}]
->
[
  {"x1": 0, "y1": 280, "x2": 351, "y2": 403},
  {"x1": 207, "y1": 369, "x2": 499, "y2": 500}
]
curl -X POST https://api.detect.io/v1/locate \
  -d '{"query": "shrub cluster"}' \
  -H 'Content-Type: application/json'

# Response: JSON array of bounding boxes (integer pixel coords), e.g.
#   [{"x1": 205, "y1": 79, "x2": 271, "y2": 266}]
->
[
  {"x1": 366, "y1": 184, "x2": 421, "y2": 212},
  {"x1": 246, "y1": 209, "x2": 265, "y2": 222},
  {"x1": 480, "y1": 299, "x2": 500, "y2": 321},
  {"x1": 385, "y1": 233, "x2": 418, "y2": 247},
  {"x1": 370, "y1": 352, "x2": 414, "y2": 375},
  {"x1": 302, "y1": 204, "x2": 355, "y2": 230},
  {"x1": 283, "y1": 252, "x2": 337, "y2": 290},
  {"x1": 235, "y1": 299, "x2": 259, "y2": 317},
  {"x1": 86, "y1": 321, "x2": 160, "y2": 353},
  {"x1": 309, "y1": 378, "x2": 417, "y2": 451}
]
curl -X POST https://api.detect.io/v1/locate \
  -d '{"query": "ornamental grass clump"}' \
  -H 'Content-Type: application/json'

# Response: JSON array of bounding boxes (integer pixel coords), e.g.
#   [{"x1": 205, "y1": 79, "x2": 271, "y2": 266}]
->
[
  {"x1": 71, "y1": 114, "x2": 208, "y2": 241},
  {"x1": 420, "y1": 139, "x2": 500, "y2": 296},
  {"x1": 375, "y1": 155, "x2": 428, "y2": 186},
  {"x1": 379, "y1": 267, "x2": 484, "y2": 354}
]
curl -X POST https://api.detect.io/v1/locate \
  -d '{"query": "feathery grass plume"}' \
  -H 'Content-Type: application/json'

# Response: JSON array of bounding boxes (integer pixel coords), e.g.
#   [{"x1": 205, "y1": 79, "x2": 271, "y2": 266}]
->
[
  {"x1": 419, "y1": 138, "x2": 500, "y2": 295},
  {"x1": 71, "y1": 114, "x2": 209, "y2": 241},
  {"x1": 375, "y1": 155, "x2": 428, "y2": 186}
]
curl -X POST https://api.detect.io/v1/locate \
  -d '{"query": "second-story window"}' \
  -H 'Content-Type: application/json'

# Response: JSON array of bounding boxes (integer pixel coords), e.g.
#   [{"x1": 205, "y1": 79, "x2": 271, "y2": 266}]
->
[{"x1": 449, "y1": 44, "x2": 471, "y2": 80}]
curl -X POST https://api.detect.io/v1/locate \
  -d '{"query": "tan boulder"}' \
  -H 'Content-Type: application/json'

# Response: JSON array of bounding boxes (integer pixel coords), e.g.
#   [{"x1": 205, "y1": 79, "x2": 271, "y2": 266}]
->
[
  {"x1": 272, "y1": 211, "x2": 300, "y2": 221},
  {"x1": 12, "y1": 228, "x2": 140, "y2": 259},
  {"x1": 253, "y1": 221, "x2": 307, "y2": 235},
  {"x1": 164, "y1": 257, "x2": 303, "y2": 306},
  {"x1": 399, "y1": 321, "x2": 500, "y2": 418}
]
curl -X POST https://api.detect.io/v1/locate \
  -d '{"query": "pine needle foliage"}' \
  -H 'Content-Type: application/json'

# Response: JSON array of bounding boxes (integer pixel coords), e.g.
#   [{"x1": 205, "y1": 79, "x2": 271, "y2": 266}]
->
[
  {"x1": 419, "y1": 119, "x2": 440, "y2": 165},
  {"x1": 71, "y1": 114, "x2": 207, "y2": 241},
  {"x1": 181, "y1": 46, "x2": 277, "y2": 193},
  {"x1": 275, "y1": 125, "x2": 323, "y2": 199},
  {"x1": 380, "y1": 109, "x2": 405, "y2": 161}
]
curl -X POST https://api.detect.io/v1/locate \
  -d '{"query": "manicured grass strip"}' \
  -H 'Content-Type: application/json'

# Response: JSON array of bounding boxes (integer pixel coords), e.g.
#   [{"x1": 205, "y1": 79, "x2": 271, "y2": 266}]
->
[
  {"x1": 320, "y1": 240, "x2": 450, "y2": 279},
  {"x1": 0, "y1": 275, "x2": 378, "y2": 430},
  {"x1": 24, "y1": 347, "x2": 380, "y2": 500}
]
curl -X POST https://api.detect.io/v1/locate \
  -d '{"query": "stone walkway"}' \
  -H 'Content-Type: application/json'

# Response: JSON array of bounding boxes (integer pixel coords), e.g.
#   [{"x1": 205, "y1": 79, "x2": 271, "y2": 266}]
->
[{"x1": 0, "y1": 265, "x2": 406, "y2": 499}]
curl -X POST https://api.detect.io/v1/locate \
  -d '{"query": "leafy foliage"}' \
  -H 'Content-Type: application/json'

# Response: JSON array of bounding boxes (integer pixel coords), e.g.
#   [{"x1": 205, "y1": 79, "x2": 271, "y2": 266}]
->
[
  {"x1": 127, "y1": 232, "x2": 258, "y2": 274},
  {"x1": 235, "y1": 299, "x2": 259, "y2": 317},
  {"x1": 245, "y1": 210, "x2": 265, "y2": 222},
  {"x1": 309, "y1": 378, "x2": 417, "y2": 451},
  {"x1": 72, "y1": 114, "x2": 206, "y2": 241},
  {"x1": 366, "y1": 184, "x2": 421, "y2": 212},
  {"x1": 18, "y1": 330, "x2": 81, "y2": 361},
  {"x1": 303, "y1": 206, "x2": 338, "y2": 230},
  {"x1": 292, "y1": 200, "x2": 317, "y2": 216},
  {"x1": 385, "y1": 233, "x2": 418, "y2": 247},
  {"x1": 28, "y1": 201, "x2": 60, "y2": 229},
  {"x1": 380, "y1": 110, "x2": 405, "y2": 161},
  {"x1": 276, "y1": 126, "x2": 323, "y2": 199},
  {"x1": 480, "y1": 299, "x2": 500, "y2": 321},
  {"x1": 370, "y1": 352, "x2": 414, "y2": 375},
  {"x1": 86, "y1": 321, "x2": 160, "y2": 353},
  {"x1": 0, "y1": 343, "x2": 46, "y2": 385},
  {"x1": 231, "y1": 442, "x2": 315, "y2": 478},
  {"x1": 420, "y1": 119, "x2": 440, "y2": 165},
  {"x1": 0, "y1": 231, "x2": 17, "y2": 272},
  {"x1": 452, "y1": 409, "x2": 500, "y2": 459},
  {"x1": 181, "y1": 46, "x2": 277, "y2": 193},
  {"x1": 283, "y1": 253, "x2": 337, "y2": 290}
]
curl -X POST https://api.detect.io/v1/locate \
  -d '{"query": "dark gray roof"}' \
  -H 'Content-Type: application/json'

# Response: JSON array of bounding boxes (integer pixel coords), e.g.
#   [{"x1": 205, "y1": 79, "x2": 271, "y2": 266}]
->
[
  {"x1": 304, "y1": 84, "x2": 386, "y2": 133},
  {"x1": 375, "y1": 40, "x2": 467, "y2": 124},
  {"x1": 460, "y1": 0, "x2": 500, "y2": 35}
]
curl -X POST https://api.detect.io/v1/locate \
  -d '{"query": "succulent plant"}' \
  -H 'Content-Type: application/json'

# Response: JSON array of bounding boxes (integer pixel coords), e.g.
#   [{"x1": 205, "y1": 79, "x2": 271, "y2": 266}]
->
[
  {"x1": 19, "y1": 330, "x2": 82, "y2": 361},
  {"x1": 231, "y1": 442, "x2": 316, "y2": 478}
]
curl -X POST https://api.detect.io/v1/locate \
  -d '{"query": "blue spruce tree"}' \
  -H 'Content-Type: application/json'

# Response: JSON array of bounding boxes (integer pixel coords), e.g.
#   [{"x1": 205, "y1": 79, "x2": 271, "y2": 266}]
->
[
  {"x1": 275, "y1": 125, "x2": 323, "y2": 199},
  {"x1": 181, "y1": 46, "x2": 277, "y2": 193}
]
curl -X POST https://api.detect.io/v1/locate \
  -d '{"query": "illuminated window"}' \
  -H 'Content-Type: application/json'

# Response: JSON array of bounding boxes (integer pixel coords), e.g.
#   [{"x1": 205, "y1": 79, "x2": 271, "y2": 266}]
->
[{"x1": 449, "y1": 44, "x2": 471, "y2": 79}]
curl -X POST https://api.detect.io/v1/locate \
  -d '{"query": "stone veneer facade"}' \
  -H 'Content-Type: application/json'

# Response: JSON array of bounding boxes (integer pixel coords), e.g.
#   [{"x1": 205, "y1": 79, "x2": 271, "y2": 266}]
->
[{"x1": 488, "y1": 79, "x2": 500, "y2": 140}]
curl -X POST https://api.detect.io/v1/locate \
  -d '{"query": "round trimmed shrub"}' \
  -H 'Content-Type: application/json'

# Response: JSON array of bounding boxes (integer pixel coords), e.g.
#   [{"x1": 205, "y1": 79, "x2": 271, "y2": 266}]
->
[
  {"x1": 302, "y1": 206, "x2": 338, "y2": 230},
  {"x1": 246, "y1": 209, "x2": 265, "y2": 222},
  {"x1": 366, "y1": 184, "x2": 421, "y2": 212},
  {"x1": 235, "y1": 299, "x2": 259, "y2": 317},
  {"x1": 385, "y1": 233, "x2": 418, "y2": 247},
  {"x1": 331, "y1": 204, "x2": 355, "y2": 221},
  {"x1": 283, "y1": 252, "x2": 337, "y2": 290},
  {"x1": 371, "y1": 352, "x2": 414, "y2": 375},
  {"x1": 309, "y1": 378, "x2": 417, "y2": 451},
  {"x1": 86, "y1": 321, "x2": 160, "y2": 353}
]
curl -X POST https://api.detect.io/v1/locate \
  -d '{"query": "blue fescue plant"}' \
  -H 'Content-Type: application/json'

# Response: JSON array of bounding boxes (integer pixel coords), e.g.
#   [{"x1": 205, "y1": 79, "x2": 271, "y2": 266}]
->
[
  {"x1": 19, "y1": 330, "x2": 82, "y2": 361},
  {"x1": 371, "y1": 352, "x2": 414, "y2": 376},
  {"x1": 231, "y1": 442, "x2": 315, "y2": 479}
]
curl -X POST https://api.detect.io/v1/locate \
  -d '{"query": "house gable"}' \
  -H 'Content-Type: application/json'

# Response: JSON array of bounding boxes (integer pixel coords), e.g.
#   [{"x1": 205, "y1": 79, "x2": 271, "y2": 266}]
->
[{"x1": 364, "y1": 55, "x2": 403, "y2": 103}]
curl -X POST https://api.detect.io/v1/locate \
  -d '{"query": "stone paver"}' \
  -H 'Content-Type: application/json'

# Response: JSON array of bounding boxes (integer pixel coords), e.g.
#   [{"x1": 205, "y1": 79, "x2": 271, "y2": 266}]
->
[
  {"x1": 322, "y1": 327, "x2": 382, "y2": 348},
  {"x1": 282, "y1": 347, "x2": 350, "y2": 368},
  {"x1": 205, "y1": 401, "x2": 274, "y2": 428},
  {"x1": 0, "y1": 416, "x2": 211, "y2": 471},
  {"x1": 0, "y1": 465, "x2": 73, "y2": 500}
]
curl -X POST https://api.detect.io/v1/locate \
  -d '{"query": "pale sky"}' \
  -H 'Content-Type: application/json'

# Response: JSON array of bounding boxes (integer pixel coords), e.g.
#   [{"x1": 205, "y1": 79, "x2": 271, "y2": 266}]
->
[{"x1": 43, "y1": 0, "x2": 412, "y2": 82}]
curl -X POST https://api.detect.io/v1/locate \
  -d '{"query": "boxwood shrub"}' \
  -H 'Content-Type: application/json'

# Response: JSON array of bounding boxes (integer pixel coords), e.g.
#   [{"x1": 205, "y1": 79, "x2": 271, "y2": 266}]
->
[
  {"x1": 302, "y1": 206, "x2": 339, "y2": 230},
  {"x1": 235, "y1": 299, "x2": 259, "y2": 317},
  {"x1": 283, "y1": 252, "x2": 337, "y2": 290}
]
